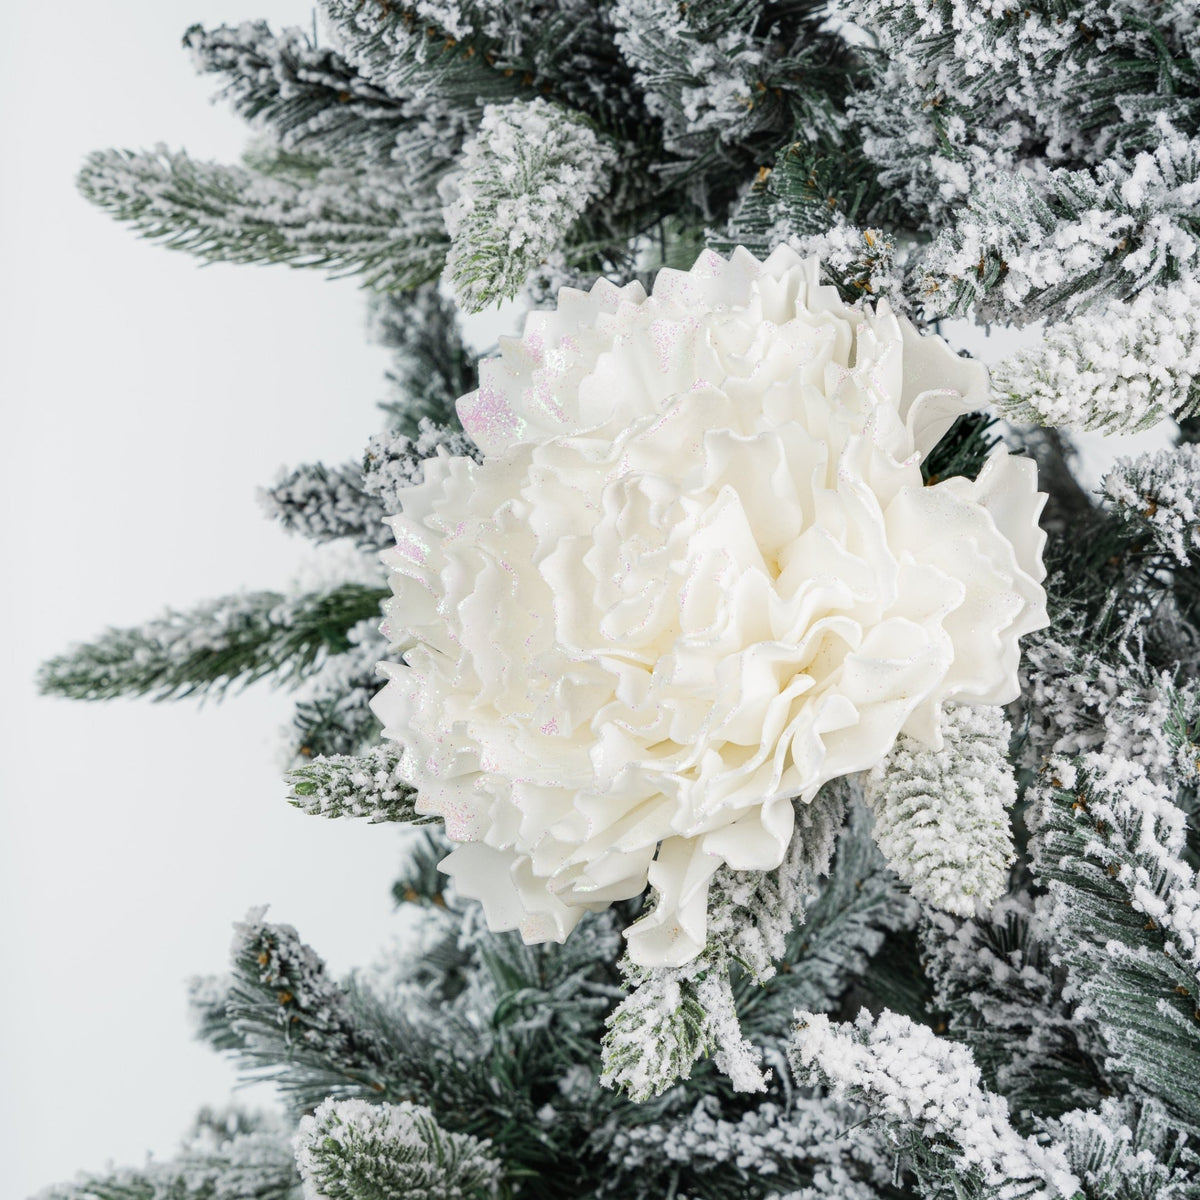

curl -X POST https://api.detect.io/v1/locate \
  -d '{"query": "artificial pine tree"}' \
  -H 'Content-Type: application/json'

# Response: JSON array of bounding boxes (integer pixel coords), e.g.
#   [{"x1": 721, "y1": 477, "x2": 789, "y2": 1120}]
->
[{"x1": 37, "y1": 2, "x2": 1200, "y2": 1198}]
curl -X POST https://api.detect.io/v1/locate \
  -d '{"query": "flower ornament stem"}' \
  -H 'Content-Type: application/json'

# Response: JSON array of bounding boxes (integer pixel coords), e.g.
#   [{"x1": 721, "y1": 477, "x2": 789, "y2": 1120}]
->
[{"x1": 373, "y1": 246, "x2": 1049, "y2": 969}]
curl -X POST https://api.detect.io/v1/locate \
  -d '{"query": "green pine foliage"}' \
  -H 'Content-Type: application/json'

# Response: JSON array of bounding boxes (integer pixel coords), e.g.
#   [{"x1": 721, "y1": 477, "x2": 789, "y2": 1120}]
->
[
  {"x1": 195, "y1": 908, "x2": 422, "y2": 1113},
  {"x1": 1031, "y1": 757, "x2": 1200, "y2": 1136},
  {"x1": 294, "y1": 1098, "x2": 499, "y2": 1200},
  {"x1": 1053, "y1": 1099, "x2": 1200, "y2": 1200},
  {"x1": 184, "y1": 22, "x2": 427, "y2": 165},
  {"x1": 362, "y1": 423, "x2": 480, "y2": 511},
  {"x1": 123, "y1": 816, "x2": 940, "y2": 1200},
  {"x1": 284, "y1": 617, "x2": 387, "y2": 760},
  {"x1": 717, "y1": 136, "x2": 903, "y2": 260},
  {"x1": 37, "y1": 1126, "x2": 300, "y2": 1200},
  {"x1": 391, "y1": 831, "x2": 455, "y2": 908},
  {"x1": 259, "y1": 460, "x2": 389, "y2": 549},
  {"x1": 1019, "y1": 446, "x2": 1200, "y2": 650},
  {"x1": 920, "y1": 900, "x2": 1107, "y2": 1126},
  {"x1": 37, "y1": 584, "x2": 387, "y2": 701},
  {"x1": 922, "y1": 133, "x2": 1200, "y2": 324},
  {"x1": 611, "y1": 0, "x2": 852, "y2": 207},
  {"x1": 41, "y1": 734, "x2": 1200, "y2": 1199},
  {"x1": 603, "y1": 788, "x2": 913, "y2": 1102},
  {"x1": 315, "y1": 0, "x2": 572, "y2": 114},
  {"x1": 600, "y1": 787, "x2": 840, "y2": 1101},
  {"x1": 1104, "y1": 442, "x2": 1200, "y2": 564},
  {"x1": 286, "y1": 745, "x2": 431, "y2": 824},
  {"x1": 78, "y1": 146, "x2": 448, "y2": 290},
  {"x1": 369, "y1": 285, "x2": 476, "y2": 435},
  {"x1": 78, "y1": 0, "x2": 858, "y2": 303},
  {"x1": 863, "y1": 704, "x2": 1018, "y2": 917},
  {"x1": 791, "y1": 1008, "x2": 1082, "y2": 1199},
  {"x1": 989, "y1": 277, "x2": 1200, "y2": 432},
  {"x1": 920, "y1": 412, "x2": 1000, "y2": 485},
  {"x1": 287, "y1": 685, "x2": 382, "y2": 760},
  {"x1": 599, "y1": 962, "x2": 732, "y2": 1104},
  {"x1": 735, "y1": 796, "x2": 916, "y2": 1037},
  {"x1": 444, "y1": 98, "x2": 617, "y2": 311}
]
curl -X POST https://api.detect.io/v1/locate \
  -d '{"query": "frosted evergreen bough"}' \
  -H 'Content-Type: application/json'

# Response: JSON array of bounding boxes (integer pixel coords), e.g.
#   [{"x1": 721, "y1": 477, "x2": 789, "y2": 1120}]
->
[
  {"x1": 793, "y1": 223, "x2": 902, "y2": 305},
  {"x1": 1052, "y1": 1098, "x2": 1200, "y2": 1200},
  {"x1": 725, "y1": 194, "x2": 904, "y2": 305},
  {"x1": 369, "y1": 285, "x2": 476, "y2": 436},
  {"x1": 746, "y1": 797, "x2": 917, "y2": 1026},
  {"x1": 260, "y1": 462, "x2": 389, "y2": 550},
  {"x1": 317, "y1": 0, "x2": 623, "y2": 116},
  {"x1": 923, "y1": 127, "x2": 1200, "y2": 323},
  {"x1": 1031, "y1": 755, "x2": 1200, "y2": 1130},
  {"x1": 286, "y1": 745, "x2": 432, "y2": 825},
  {"x1": 1017, "y1": 629, "x2": 1200, "y2": 789},
  {"x1": 599, "y1": 786, "x2": 917, "y2": 1102},
  {"x1": 919, "y1": 896, "x2": 1106, "y2": 1123},
  {"x1": 285, "y1": 616, "x2": 388, "y2": 759},
  {"x1": 612, "y1": 0, "x2": 775, "y2": 157},
  {"x1": 611, "y1": 0, "x2": 848, "y2": 182},
  {"x1": 599, "y1": 958, "x2": 763, "y2": 1104},
  {"x1": 78, "y1": 145, "x2": 448, "y2": 290},
  {"x1": 702, "y1": 791, "x2": 842, "y2": 985},
  {"x1": 599, "y1": 790, "x2": 848, "y2": 1102},
  {"x1": 991, "y1": 276, "x2": 1200, "y2": 432},
  {"x1": 36, "y1": 1125, "x2": 300, "y2": 1200},
  {"x1": 203, "y1": 909, "x2": 414, "y2": 1113},
  {"x1": 1104, "y1": 441, "x2": 1200, "y2": 563},
  {"x1": 791, "y1": 1009, "x2": 1082, "y2": 1200},
  {"x1": 176, "y1": 882, "x2": 921, "y2": 1198},
  {"x1": 863, "y1": 705, "x2": 1018, "y2": 916},
  {"x1": 294, "y1": 1098, "x2": 499, "y2": 1200},
  {"x1": 605, "y1": 1094, "x2": 894, "y2": 1200},
  {"x1": 443, "y1": 98, "x2": 616, "y2": 311},
  {"x1": 1040, "y1": 756, "x2": 1200, "y2": 972},
  {"x1": 840, "y1": 0, "x2": 1200, "y2": 229},
  {"x1": 184, "y1": 21, "x2": 421, "y2": 165},
  {"x1": 37, "y1": 584, "x2": 387, "y2": 701}
]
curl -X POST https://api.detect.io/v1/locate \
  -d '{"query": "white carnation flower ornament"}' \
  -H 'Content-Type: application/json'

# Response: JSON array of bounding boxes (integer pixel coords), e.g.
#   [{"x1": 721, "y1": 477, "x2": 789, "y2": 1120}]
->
[{"x1": 372, "y1": 247, "x2": 1048, "y2": 968}]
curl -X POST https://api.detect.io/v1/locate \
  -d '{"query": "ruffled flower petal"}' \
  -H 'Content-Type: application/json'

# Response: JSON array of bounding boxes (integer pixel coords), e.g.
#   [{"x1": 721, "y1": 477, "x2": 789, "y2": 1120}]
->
[{"x1": 372, "y1": 247, "x2": 1048, "y2": 967}]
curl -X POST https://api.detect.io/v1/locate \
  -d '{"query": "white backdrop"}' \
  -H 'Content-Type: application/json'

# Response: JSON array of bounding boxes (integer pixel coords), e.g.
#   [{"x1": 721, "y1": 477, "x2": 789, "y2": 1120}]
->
[
  {"x1": 0, "y1": 5, "x2": 1172, "y2": 1198},
  {"x1": 1, "y1": 4, "x2": 413, "y2": 1196}
]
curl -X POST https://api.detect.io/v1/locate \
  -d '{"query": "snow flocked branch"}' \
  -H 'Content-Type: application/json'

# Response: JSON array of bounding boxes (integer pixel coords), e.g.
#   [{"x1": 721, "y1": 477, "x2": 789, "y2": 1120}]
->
[
  {"x1": 443, "y1": 98, "x2": 617, "y2": 311},
  {"x1": 286, "y1": 744, "x2": 434, "y2": 824},
  {"x1": 862, "y1": 704, "x2": 1017, "y2": 917},
  {"x1": 601, "y1": 782, "x2": 918, "y2": 1102},
  {"x1": 919, "y1": 897, "x2": 1106, "y2": 1123},
  {"x1": 990, "y1": 275, "x2": 1200, "y2": 433},
  {"x1": 192, "y1": 909, "x2": 424, "y2": 1115},
  {"x1": 295, "y1": 1098, "x2": 499, "y2": 1200},
  {"x1": 37, "y1": 1123, "x2": 300, "y2": 1200},
  {"x1": 37, "y1": 583, "x2": 388, "y2": 702},
  {"x1": 839, "y1": 0, "x2": 1200, "y2": 226},
  {"x1": 369, "y1": 285, "x2": 477, "y2": 436},
  {"x1": 78, "y1": 145, "x2": 448, "y2": 290},
  {"x1": 362, "y1": 422, "x2": 481, "y2": 512},
  {"x1": 600, "y1": 785, "x2": 847, "y2": 1102},
  {"x1": 1030, "y1": 754, "x2": 1200, "y2": 1135},
  {"x1": 1051, "y1": 1097, "x2": 1200, "y2": 1200},
  {"x1": 1104, "y1": 441, "x2": 1200, "y2": 564},
  {"x1": 260, "y1": 461, "x2": 390, "y2": 550},
  {"x1": 791, "y1": 1008, "x2": 1082, "y2": 1199},
  {"x1": 184, "y1": 20, "x2": 422, "y2": 165},
  {"x1": 923, "y1": 125, "x2": 1200, "y2": 325}
]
